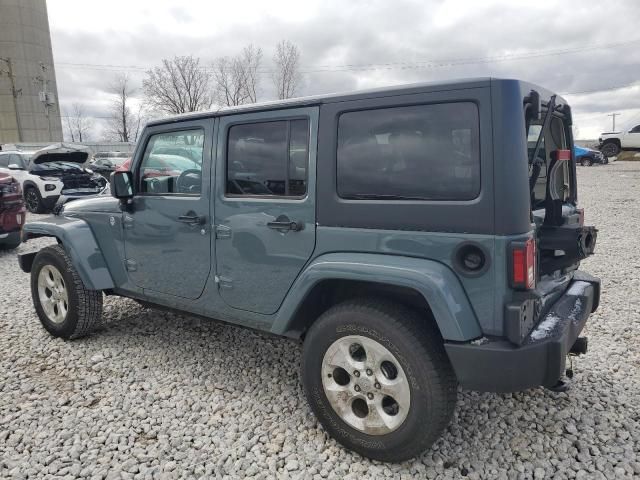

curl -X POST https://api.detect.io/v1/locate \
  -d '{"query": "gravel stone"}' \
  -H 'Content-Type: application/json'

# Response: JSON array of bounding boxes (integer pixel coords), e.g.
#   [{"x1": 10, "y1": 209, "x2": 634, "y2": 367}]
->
[{"x1": 1, "y1": 163, "x2": 639, "y2": 478}]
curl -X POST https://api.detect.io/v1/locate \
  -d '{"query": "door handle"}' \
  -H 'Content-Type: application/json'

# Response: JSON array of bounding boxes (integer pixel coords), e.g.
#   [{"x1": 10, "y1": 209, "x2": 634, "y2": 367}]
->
[
  {"x1": 267, "y1": 215, "x2": 303, "y2": 232},
  {"x1": 178, "y1": 214, "x2": 206, "y2": 225}
]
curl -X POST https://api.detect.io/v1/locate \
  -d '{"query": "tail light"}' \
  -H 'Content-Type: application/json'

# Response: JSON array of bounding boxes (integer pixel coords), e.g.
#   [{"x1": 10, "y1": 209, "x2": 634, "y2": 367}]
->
[
  {"x1": 511, "y1": 238, "x2": 536, "y2": 290},
  {"x1": 576, "y1": 208, "x2": 584, "y2": 226}
]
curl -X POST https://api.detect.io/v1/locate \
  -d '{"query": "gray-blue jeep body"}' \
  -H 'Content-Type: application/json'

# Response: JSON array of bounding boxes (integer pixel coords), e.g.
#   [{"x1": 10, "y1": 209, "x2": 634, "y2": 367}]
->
[{"x1": 19, "y1": 78, "x2": 599, "y2": 461}]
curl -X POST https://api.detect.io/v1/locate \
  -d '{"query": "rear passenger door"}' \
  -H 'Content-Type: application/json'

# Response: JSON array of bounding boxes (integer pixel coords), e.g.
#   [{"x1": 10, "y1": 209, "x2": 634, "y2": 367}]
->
[{"x1": 214, "y1": 107, "x2": 318, "y2": 314}]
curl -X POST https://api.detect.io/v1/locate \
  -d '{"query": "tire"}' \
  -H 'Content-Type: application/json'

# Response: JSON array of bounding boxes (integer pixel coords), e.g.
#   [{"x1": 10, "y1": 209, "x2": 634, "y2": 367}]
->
[
  {"x1": 302, "y1": 298, "x2": 457, "y2": 462},
  {"x1": 580, "y1": 157, "x2": 592, "y2": 167},
  {"x1": 0, "y1": 232, "x2": 21, "y2": 250},
  {"x1": 24, "y1": 186, "x2": 44, "y2": 214},
  {"x1": 600, "y1": 142, "x2": 620, "y2": 158},
  {"x1": 31, "y1": 245, "x2": 103, "y2": 339}
]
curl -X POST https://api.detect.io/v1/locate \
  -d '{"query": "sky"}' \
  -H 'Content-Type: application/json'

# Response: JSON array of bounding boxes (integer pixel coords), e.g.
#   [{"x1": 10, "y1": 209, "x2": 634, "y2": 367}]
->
[{"x1": 47, "y1": 0, "x2": 640, "y2": 140}]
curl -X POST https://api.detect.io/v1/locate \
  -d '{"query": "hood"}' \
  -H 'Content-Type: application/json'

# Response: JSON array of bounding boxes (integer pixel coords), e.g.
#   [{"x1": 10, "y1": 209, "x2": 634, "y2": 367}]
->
[
  {"x1": 31, "y1": 143, "x2": 90, "y2": 165},
  {"x1": 574, "y1": 145, "x2": 597, "y2": 155}
]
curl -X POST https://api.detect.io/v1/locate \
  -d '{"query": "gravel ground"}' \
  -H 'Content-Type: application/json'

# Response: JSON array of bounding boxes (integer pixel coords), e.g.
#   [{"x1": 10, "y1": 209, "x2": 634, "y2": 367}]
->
[{"x1": 1, "y1": 162, "x2": 639, "y2": 479}]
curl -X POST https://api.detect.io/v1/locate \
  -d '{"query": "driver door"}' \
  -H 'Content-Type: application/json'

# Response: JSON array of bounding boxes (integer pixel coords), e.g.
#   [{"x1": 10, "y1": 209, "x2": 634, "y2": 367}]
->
[{"x1": 123, "y1": 119, "x2": 213, "y2": 299}]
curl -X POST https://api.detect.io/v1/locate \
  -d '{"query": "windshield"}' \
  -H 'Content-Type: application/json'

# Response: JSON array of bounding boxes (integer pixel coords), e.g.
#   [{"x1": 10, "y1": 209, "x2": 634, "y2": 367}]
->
[{"x1": 14, "y1": 155, "x2": 30, "y2": 169}]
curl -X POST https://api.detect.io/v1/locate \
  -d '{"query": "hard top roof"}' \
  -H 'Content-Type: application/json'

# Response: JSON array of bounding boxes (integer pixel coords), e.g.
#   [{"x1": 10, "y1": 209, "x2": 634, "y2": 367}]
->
[
  {"x1": 146, "y1": 77, "x2": 565, "y2": 128},
  {"x1": 147, "y1": 78, "x2": 493, "y2": 127}
]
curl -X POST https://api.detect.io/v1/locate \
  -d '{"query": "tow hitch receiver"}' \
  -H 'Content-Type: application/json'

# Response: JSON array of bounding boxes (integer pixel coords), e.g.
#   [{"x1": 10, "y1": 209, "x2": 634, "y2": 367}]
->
[{"x1": 546, "y1": 337, "x2": 588, "y2": 393}]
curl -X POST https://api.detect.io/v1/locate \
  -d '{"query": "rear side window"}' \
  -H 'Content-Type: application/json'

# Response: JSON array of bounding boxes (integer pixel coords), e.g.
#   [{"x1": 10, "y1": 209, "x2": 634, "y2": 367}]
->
[
  {"x1": 226, "y1": 119, "x2": 309, "y2": 197},
  {"x1": 337, "y1": 102, "x2": 480, "y2": 200}
]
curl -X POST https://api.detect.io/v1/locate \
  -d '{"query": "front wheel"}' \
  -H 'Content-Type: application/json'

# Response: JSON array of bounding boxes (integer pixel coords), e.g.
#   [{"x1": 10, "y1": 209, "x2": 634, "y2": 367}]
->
[
  {"x1": 24, "y1": 187, "x2": 44, "y2": 214},
  {"x1": 600, "y1": 142, "x2": 620, "y2": 158},
  {"x1": 31, "y1": 245, "x2": 103, "y2": 339},
  {"x1": 302, "y1": 299, "x2": 457, "y2": 462},
  {"x1": 580, "y1": 156, "x2": 593, "y2": 167}
]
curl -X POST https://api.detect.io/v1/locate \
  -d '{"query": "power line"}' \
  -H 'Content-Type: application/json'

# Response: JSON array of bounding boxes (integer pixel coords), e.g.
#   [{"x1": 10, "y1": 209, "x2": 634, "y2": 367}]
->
[
  {"x1": 54, "y1": 38, "x2": 640, "y2": 74},
  {"x1": 562, "y1": 80, "x2": 640, "y2": 96}
]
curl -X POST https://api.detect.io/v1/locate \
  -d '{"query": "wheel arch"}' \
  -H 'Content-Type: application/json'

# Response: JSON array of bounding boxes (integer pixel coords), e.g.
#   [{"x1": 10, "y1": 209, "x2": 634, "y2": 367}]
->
[
  {"x1": 20, "y1": 217, "x2": 114, "y2": 290},
  {"x1": 22, "y1": 179, "x2": 40, "y2": 193},
  {"x1": 272, "y1": 253, "x2": 483, "y2": 342},
  {"x1": 602, "y1": 138, "x2": 621, "y2": 147}
]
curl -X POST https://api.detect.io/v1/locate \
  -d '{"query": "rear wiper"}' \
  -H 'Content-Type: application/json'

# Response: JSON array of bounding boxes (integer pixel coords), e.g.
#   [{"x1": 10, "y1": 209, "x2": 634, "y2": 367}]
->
[{"x1": 529, "y1": 95, "x2": 556, "y2": 194}]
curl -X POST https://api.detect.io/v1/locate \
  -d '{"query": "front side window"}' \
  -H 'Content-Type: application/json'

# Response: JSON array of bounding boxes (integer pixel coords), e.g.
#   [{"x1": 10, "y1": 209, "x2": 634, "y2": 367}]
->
[
  {"x1": 337, "y1": 102, "x2": 480, "y2": 201},
  {"x1": 630, "y1": 125, "x2": 640, "y2": 133},
  {"x1": 226, "y1": 119, "x2": 309, "y2": 197},
  {"x1": 138, "y1": 129, "x2": 204, "y2": 195}
]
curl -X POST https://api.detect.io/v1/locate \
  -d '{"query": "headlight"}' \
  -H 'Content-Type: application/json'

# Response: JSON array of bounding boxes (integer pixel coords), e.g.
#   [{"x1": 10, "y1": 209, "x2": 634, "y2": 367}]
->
[
  {"x1": 40, "y1": 176, "x2": 60, "y2": 182},
  {"x1": 44, "y1": 184, "x2": 57, "y2": 191},
  {"x1": 85, "y1": 168, "x2": 94, "y2": 174}
]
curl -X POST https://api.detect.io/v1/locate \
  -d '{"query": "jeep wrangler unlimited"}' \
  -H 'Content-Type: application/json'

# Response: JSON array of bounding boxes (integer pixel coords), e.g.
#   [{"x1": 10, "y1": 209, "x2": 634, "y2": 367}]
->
[{"x1": 18, "y1": 78, "x2": 599, "y2": 462}]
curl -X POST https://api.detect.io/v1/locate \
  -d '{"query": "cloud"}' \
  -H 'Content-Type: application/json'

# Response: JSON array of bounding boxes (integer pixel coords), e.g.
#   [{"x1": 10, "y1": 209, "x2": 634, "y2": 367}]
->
[{"x1": 47, "y1": 0, "x2": 640, "y2": 139}]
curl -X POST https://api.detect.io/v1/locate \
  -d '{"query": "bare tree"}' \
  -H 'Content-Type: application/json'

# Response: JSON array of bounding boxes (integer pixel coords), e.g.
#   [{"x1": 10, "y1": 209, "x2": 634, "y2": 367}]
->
[
  {"x1": 143, "y1": 55, "x2": 212, "y2": 115},
  {"x1": 273, "y1": 40, "x2": 302, "y2": 100},
  {"x1": 212, "y1": 44, "x2": 263, "y2": 107},
  {"x1": 107, "y1": 74, "x2": 141, "y2": 142},
  {"x1": 63, "y1": 108, "x2": 76, "y2": 142},
  {"x1": 66, "y1": 103, "x2": 92, "y2": 142},
  {"x1": 241, "y1": 44, "x2": 262, "y2": 103}
]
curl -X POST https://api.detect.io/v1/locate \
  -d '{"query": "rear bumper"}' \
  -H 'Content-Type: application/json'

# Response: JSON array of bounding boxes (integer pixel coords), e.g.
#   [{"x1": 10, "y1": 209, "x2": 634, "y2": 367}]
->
[{"x1": 445, "y1": 271, "x2": 600, "y2": 392}]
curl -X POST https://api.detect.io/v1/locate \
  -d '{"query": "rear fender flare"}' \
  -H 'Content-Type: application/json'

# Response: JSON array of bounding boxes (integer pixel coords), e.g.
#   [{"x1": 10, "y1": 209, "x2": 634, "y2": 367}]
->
[
  {"x1": 21, "y1": 216, "x2": 114, "y2": 290},
  {"x1": 272, "y1": 253, "x2": 482, "y2": 341}
]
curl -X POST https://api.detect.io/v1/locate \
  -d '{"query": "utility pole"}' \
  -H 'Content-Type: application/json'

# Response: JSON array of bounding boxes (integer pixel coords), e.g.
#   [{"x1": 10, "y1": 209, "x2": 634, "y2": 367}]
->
[
  {"x1": 34, "y1": 62, "x2": 55, "y2": 142},
  {"x1": 0, "y1": 57, "x2": 24, "y2": 142},
  {"x1": 607, "y1": 113, "x2": 621, "y2": 132}
]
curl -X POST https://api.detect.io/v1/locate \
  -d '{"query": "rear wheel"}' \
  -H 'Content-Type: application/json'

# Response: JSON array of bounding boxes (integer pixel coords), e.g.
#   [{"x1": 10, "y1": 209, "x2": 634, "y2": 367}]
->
[
  {"x1": 31, "y1": 245, "x2": 103, "y2": 339},
  {"x1": 0, "y1": 232, "x2": 21, "y2": 250},
  {"x1": 580, "y1": 156, "x2": 592, "y2": 167},
  {"x1": 600, "y1": 141, "x2": 620, "y2": 158},
  {"x1": 24, "y1": 187, "x2": 44, "y2": 214},
  {"x1": 302, "y1": 298, "x2": 457, "y2": 462}
]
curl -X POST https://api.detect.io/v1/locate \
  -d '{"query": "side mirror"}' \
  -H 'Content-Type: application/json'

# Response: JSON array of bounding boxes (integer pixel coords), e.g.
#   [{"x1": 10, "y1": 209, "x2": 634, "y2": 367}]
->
[
  {"x1": 8, "y1": 164, "x2": 22, "y2": 170},
  {"x1": 110, "y1": 170, "x2": 134, "y2": 199}
]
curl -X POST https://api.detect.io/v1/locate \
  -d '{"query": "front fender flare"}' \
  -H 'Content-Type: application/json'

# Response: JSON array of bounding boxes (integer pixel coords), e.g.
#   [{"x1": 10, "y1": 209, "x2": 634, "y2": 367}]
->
[
  {"x1": 21, "y1": 215, "x2": 115, "y2": 290},
  {"x1": 272, "y1": 253, "x2": 482, "y2": 341}
]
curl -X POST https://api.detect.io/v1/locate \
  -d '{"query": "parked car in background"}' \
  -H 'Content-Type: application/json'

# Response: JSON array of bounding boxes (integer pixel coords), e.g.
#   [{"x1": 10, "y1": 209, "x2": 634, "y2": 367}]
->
[
  {"x1": 0, "y1": 144, "x2": 108, "y2": 213},
  {"x1": 116, "y1": 158, "x2": 132, "y2": 172},
  {"x1": 19, "y1": 79, "x2": 600, "y2": 462},
  {"x1": 574, "y1": 145, "x2": 607, "y2": 166},
  {"x1": 90, "y1": 153, "x2": 130, "y2": 179},
  {"x1": 599, "y1": 124, "x2": 640, "y2": 157},
  {"x1": 0, "y1": 172, "x2": 25, "y2": 249}
]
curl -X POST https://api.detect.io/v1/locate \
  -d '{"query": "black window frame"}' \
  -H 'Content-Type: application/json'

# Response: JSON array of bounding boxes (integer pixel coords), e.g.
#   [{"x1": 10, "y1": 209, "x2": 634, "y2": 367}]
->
[
  {"x1": 335, "y1": 101, "x2": 481, "y2": 202},
  {"x1": 135, "y1": 127, "x2": 206, "y2": 197},
  {"x1": 224, "y1": 117, "x2": 310, "y2": 200}
]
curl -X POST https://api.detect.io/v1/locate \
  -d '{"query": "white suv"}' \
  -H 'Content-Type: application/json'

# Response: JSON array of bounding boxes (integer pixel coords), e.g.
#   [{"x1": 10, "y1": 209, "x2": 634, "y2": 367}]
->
[
  {"x1": 0, "y1": 144, "x2": 108, "y2": 213},
  {"x1": 599, "y1": 124, "x2": 640, "y2": 157}
]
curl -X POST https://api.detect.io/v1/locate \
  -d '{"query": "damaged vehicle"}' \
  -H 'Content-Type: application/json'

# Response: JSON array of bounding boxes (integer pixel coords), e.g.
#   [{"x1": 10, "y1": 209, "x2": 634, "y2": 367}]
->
[
  {"x1": 0, "y1": 144, "x2": 108, "y2": 214},
  {"x1": 17, "y1": 79, "x2": 600, "y2": 462},
  {"x1": 0, "y1": 172, "x2": 25, "y2": 249}
]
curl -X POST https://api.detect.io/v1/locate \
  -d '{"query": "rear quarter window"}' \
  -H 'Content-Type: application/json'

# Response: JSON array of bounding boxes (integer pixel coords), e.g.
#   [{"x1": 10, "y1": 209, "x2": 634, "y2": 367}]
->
[{"x1": 337, "y1": 102, "x2": 480, "y2": 201}]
